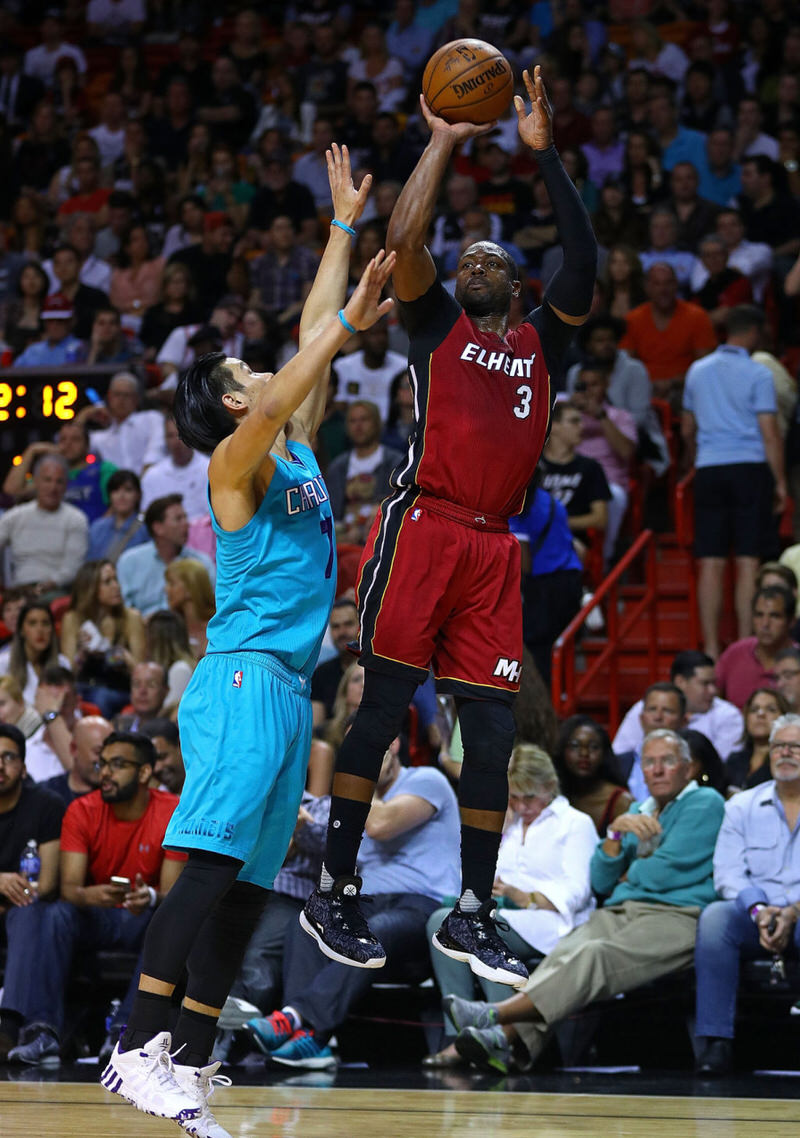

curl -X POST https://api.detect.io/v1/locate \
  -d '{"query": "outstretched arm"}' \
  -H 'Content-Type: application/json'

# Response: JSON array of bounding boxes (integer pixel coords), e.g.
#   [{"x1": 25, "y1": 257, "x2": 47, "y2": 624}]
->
[
  {"x1": 293, "y1": 145, "x2": 373, "y2": 442},
  {"x1": 210, "y1": 251, "x2": 396, "y2": 491},
  {"x1": 387, "y1": 97, "x2": 493, "y2": 302},
  {"x1": 516, "y1": 66, "x2": 597, "y2": 326}
]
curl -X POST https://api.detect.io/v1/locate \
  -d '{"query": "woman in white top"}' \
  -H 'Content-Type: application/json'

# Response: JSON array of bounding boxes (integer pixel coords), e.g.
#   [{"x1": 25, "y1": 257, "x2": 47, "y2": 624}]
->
[
  {"x1": 0, "y1": 601, "x2": 69, "y2": 704},
  {"x1": 423, "y1": 744, "x2": 599, "y2": 1068},
  {"x1": 145, "y1": 610, "x2": 195, "y2": 712}
]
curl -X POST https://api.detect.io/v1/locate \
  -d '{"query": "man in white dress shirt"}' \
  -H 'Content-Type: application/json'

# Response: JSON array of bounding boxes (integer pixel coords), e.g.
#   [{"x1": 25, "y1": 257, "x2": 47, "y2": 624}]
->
[
  {"x1": 613, "y1": 651, "x2": 743, "y2": 761},
  {"x1": 0, "y1": 456, "x2": 87, "y2": 593},
  {"x1": 80, "y1": 372, "x2": 166, "y2": 476},
  {"x1": 333, "y1": 318, "x2": 406, "y2": 421}
]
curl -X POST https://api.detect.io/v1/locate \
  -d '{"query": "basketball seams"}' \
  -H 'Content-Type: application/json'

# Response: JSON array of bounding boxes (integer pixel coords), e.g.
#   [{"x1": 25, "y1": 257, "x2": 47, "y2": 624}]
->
[{"x1": 425, "y1": 56, "x2": 509, "y2": 107}]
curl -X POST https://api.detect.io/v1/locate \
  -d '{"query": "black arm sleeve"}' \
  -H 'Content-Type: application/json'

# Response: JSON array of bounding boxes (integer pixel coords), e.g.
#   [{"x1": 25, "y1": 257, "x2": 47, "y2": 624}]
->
[{"x1": 534, "y1": 145, "x2": 598, "y2": 319}]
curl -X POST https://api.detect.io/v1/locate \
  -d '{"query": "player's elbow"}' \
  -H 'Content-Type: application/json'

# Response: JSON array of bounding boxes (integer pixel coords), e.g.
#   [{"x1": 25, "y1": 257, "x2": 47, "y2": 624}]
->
[{"x1": 386, "y1": 216, "x2": 423, "y2": 257}]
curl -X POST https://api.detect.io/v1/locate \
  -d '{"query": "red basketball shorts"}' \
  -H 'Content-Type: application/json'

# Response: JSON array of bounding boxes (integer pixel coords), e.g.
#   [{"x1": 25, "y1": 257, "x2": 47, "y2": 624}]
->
[{"x1": 355, "y1": 489, "x2": 523, "y2": 702}]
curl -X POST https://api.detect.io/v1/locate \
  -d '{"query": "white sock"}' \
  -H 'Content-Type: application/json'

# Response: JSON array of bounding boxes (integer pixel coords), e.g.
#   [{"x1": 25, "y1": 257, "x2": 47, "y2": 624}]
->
[
  {"x1": 319, "y1": 864, "x2": 334, "y2": 892},
  {"x1": 459, "y1": 889, "x2": 481, "y2": 913},
  {"x1": 281, "y1": 1006, "x2": 302, "y2": 1032}
]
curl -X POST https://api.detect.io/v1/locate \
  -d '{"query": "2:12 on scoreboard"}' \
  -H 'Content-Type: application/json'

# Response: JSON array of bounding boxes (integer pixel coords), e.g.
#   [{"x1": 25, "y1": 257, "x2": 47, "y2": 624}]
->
[{"x1": 0, "y1": 380, "x2": 79, "y2": 421}]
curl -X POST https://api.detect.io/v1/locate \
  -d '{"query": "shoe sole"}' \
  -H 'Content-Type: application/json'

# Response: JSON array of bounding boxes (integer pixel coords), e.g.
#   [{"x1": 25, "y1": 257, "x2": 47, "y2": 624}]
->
[
  {"x1": 100, "y1": 1064, "x2": 202, "y2": 1123},
  {"x1": 299, "y1": 910, "x2": 386, "y2": 969},
  {"x1": 431, "y1": 933, "x2": 528, "y2": 989},
  {"x1": 454, "y1": 1030, "x2": 508, "y2": 1074},
  {"x1": 270, "y1": 1051, "x2": 336, "y2": 1070},
  {"x1": 218, "y1": 999, "x2": 262, "y2": 1031}
]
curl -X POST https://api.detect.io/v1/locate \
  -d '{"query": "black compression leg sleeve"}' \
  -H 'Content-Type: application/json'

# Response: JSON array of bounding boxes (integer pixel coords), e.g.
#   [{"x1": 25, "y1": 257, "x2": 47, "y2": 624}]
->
[
  {"x1": 322, "y1": 668, "x2": 418, "y2": 881},
  {"x1": 457, "y1": 698, "x2": 516, "y2": 900},
  {"x1": 171, "y1": 880, "x2": 268, "y2": 1067},
  {"x1": 120, "y1": 851, "x2": 242, "y2": 1052},
  {"x1": 535, "y1": 145, "x2": 598, "y2": 318}
]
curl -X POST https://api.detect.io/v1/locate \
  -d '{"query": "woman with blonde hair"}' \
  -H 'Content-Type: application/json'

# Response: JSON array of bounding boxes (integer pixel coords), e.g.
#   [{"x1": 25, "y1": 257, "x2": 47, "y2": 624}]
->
[
  {"x1": 164, "y1": 559, "x2": 215, "y2": 659},
  {"x1": 60, "y1": 560, "x2": 146, "y2": 717},
  {"x1": 422, "y1": 743, "x2": 599, "y2": 1068},
  {"x1": 145, "y1": 610, "x2": 196, "y2": 710},
  {"x1": 0, "y1": 674, "x2": 42, "y2": 739}
]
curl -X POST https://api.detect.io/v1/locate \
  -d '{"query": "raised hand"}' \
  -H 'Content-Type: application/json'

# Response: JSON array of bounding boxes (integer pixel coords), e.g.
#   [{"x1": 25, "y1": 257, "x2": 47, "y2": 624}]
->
[
  {"x1": 341, "y1": 249, "x2": 397, "y2": 332},
  {"x1": 515, "y1": 65, "x2": 553, "y2": 152},
  {"x1": 327, "y1": 143, "x2": 372, "y2": 229},
  {"x1": 419, "y1": 93, "x2": 497, "y2": 142}
]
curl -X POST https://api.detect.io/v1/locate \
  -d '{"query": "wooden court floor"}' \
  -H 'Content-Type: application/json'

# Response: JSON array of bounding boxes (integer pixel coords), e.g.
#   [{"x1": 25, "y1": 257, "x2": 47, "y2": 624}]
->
[{"x1": 2, "y1": 1082, "x2": 800, "y2": 1138}]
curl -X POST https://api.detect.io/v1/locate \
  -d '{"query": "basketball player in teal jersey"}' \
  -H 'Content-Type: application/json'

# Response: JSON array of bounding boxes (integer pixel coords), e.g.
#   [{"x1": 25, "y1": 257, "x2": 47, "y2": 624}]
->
[{"x1": 100, "y1": 147, "x2": 395, "y2": 1137}]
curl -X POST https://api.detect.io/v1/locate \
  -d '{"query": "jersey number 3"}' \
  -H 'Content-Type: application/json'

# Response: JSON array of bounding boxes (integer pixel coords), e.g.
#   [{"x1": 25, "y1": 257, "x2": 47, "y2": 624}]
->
[{"x1": 513, "y1": 384, "x2": 532, "y2": 420}]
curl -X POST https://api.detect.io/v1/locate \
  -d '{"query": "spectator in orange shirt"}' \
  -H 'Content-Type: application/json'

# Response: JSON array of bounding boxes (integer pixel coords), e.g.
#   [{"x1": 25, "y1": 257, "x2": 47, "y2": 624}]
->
[
  {"x1": 620, "y1": 262, "x2": 717, "y2": 408},
  {"x1": 57, "y1": 154, "x2": 111, "y2": 226}
]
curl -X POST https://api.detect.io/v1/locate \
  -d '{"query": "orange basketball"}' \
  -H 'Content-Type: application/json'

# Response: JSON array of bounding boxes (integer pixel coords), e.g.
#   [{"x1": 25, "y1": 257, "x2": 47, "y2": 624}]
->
[{"x1": 422, "y1": 39, "x2": 514, "y2": 125}]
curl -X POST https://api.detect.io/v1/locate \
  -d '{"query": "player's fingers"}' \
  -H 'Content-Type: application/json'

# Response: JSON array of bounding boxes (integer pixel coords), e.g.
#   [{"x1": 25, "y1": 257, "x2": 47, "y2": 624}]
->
[
  {"x1": 513, "y1": 94, "x2": 526, "y2": 121},
  {"x1": 356, "y1": 171, "x2": 373, "y2": 198},
  {"x1": 522, "y1": 68, "x2": 535, "y2": 98},
  {"x1": 375, "y1": 297, "x2": 395, "y2": 317},
  {"x1": 339, "y1": 143, "x2": 349, "y2": 173}
]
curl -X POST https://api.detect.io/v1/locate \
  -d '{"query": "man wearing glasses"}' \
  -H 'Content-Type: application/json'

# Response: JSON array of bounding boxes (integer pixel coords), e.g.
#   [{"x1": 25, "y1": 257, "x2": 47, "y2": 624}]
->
[
  {"x1": 443, "y1": 729, "x2": 725, "y2": 1073},
  {"x1": 693, "y1": 712, "x2": 800, "y2": 1075},
  {"x1": 0, "y1": 731, "x2": 185, "y2": 1066}
]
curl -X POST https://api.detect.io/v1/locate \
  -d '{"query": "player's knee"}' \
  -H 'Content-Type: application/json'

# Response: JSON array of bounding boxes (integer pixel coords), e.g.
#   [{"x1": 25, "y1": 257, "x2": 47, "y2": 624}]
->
[{"x1": 458, "y1": 698, "x2": 516, "y2": 774}]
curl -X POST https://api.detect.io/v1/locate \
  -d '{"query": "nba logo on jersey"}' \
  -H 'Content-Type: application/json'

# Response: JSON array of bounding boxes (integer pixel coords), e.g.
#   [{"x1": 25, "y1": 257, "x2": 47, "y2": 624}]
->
[
  {"x1": 411, "y1": 507, "x2": 422, "y2": 522},
  {"x1": 232, "y1": 669, "x2": 243, "y2": 688}
]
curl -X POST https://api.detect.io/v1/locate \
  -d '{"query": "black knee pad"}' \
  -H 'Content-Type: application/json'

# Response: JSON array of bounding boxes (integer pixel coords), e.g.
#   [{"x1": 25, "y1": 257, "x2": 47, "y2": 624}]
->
[
  {"x1": 457, "y1": 699, "x2": 516, "y2": 813},
  {"x1": 334, "y1": 669, "x2": 418, "y2": 782}
]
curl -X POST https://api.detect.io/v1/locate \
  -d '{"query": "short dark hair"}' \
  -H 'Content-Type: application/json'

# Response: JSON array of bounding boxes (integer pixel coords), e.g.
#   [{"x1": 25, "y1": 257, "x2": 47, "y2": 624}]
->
[
  {"x1": 52, "y1": 242, "x2": 80, "y2": 261},
  {"x1": 551, "y1": 399, "x2": 580, "y2": 422},
  {"x1": 331, "y1": 597, "x2": 357, "y2": 613},
  {"x1": 141, "y1": 718, "x2": 180, "y2": 746},
  {"x1": 643, "y1": 681, "x2": 687, "y2": 718},
  {"x1": 101, "y1": 730, "x2": 156, "y2": 768},
  {"x1": 41, "y1": 664, "x2": 75, "y2": 687},
  {"x1": 0, "y1": 723, "x2": 26, "y2": 762},
  {"x1": 174, "y1": 352, "x2": 244, "y2": 455},
  {"x1": 757, "y1": 561, "x2": 798, "y2": 593},
  {"x1": 460, "y1": 240, "x2": 518, "y2": 282},
  {"x1": 144, "y1": 493, "x2": 183, "y2": 535},
  {"x1": 577, "y1": 313, "x2": 626, "y2": 348},
  {"x1": 725, "y1": 304, "x2": 765, "y2": 336},
  {"x1": 670, "y1": 651, "x2": 714, "y2": 681},
  {"x1": 753, "y1": 585, "x2": 794, "y2": 618}
]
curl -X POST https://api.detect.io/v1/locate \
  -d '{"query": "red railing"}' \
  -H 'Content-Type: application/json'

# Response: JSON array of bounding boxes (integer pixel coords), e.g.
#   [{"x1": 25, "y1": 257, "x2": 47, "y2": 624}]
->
[
  {"x1": 674, "y1": 468, "x2": 700, "y2": 649},
  {"x1": 551, "y1": 529, "x2": 658, "y2": 734}
]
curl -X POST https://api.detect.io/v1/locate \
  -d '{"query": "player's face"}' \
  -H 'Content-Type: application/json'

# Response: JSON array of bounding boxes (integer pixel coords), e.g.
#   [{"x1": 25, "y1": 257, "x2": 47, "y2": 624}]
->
[
  {"x1": 224, "y1": 359, "x2": 275, "y2": 411},
  {"x1": 454, "y1": 244, "x2": 519, "y2": 318}
]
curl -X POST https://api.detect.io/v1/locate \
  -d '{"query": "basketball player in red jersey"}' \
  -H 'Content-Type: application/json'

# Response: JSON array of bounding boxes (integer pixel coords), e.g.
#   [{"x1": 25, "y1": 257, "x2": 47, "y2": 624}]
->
[{"x1": 302, "y1": 67, "x2": 597, "y2": 986}]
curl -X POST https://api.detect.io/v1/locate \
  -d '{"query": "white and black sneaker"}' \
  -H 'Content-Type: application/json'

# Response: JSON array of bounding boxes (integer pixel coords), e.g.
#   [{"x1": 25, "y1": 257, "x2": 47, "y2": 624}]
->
[
  {"x1": 300, "y1": 875, "x2": 386, "y2": 968},
  {"x1": 172, "y1": 1059, "x2": 234, "y2": 1138},
  {"x1": 432, "y1": 901, "x2": 529, "y2": 988},
  {"x1": 100, "y1": 1032, "x2": 202, "y2": 1125}
]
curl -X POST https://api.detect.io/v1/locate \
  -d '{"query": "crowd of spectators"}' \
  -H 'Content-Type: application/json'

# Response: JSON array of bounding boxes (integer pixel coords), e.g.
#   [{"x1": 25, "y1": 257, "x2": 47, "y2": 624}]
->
[{"x1": 0, "y1": 0, "x2": 800, "y2": 1082}]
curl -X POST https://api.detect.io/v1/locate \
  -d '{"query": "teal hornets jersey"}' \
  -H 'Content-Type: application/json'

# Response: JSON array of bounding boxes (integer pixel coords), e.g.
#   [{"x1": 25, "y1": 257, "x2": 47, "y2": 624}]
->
[{"x1": 206, "y1": 440, "x2": 336, "y2": 677}]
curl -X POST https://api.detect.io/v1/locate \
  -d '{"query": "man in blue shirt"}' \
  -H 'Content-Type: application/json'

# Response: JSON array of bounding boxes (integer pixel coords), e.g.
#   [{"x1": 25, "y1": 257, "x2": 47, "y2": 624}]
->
[
  {"x1": 697, "y1": 128, "x2": 742, "y2": 208},
  {"x1": 694, "y1": 713, "x2": 800, "y2": 1074},
  {"x1": 510, "y1": 485, "x2": 583, "y2": 685},
  {"x1": 244, "y1": 740, "x2": 460, "y2": 1068},
  {"x1": 116, "y1": 493, "x2": 215, "y2": 617},
  {"x1": 682, "y1": 304, "x2": 787, "y2": 659},
  {"x1": 12, "y1": 293, "x2": 82, "y2": 367},
  {"x1": 650, "y1": 91, "x2": 706, "y2": 174},
  {"x1": 445, "y1": 728, "x2": 724, "y2": 1073}
]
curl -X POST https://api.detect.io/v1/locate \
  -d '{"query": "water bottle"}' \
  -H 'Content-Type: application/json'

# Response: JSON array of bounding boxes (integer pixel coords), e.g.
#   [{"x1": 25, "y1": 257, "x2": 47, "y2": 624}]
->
[
  {"x1": 105, "y1": 998, "x2": 122, "y2": 1035},
  {"x1": 19, "y1": 840, "x2": 40, "y2": 890}
]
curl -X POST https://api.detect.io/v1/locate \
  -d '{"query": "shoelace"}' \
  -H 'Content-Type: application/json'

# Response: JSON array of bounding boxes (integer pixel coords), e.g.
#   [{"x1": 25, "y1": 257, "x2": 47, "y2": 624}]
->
[
  {"x1": 201, "y1": 1070, "x2": 232, "y2": 1102},
  {"x1": 335, "y1": 891, "x2": 376, "y2": 938},
  {"x1": 149, "y1": 1049, "x2": 184, "y2": 1091}
]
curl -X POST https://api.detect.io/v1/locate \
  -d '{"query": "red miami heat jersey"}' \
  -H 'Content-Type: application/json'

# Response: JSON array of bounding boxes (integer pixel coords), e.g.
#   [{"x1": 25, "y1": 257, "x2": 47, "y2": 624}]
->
[{"x1": 393, "y1": 279, "x2": 567, "y2": 517}]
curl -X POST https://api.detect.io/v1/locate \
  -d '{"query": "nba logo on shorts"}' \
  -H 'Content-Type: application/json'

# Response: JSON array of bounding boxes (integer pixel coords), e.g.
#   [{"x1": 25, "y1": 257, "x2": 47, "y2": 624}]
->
[
  {"x1": 232, "y1": 669, "x2": 243, "y2": 688},
  {"x1": 411, "y1": 507, "x2": 422, "y2": 522}
]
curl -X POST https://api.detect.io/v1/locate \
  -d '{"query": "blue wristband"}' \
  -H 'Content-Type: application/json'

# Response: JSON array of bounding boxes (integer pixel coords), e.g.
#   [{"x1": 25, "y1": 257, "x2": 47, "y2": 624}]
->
[
  {"x1": 338, "y1": 309, "x2": 356, "y2": 334},
  {"x1": 331, "y1": 218, "x2": 356, "y2": 236}
]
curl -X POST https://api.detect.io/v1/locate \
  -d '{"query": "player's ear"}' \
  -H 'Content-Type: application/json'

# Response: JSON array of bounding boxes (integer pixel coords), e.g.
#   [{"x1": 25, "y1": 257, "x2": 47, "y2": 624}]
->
[
  {"x1": 221, "y1": 390, "x2": 247, "y2": 413},
  {"x1": 512, "y1": 279, "x2": 522, "y2": 298}
]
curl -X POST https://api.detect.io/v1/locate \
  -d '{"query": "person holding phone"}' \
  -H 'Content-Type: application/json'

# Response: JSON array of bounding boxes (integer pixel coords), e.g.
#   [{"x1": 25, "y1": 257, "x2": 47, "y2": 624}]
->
[{"x1": 0, "y1": 730, "x2": 186, "y2": 1067}]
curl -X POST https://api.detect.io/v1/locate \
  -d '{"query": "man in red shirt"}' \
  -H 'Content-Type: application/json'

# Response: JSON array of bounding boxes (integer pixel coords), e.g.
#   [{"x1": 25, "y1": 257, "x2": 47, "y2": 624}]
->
[
  {"x1": 57, "y1": 154, "x2": 112, "y2": 223},
  {"x1": 620, "y1": 262, "x2": 716, "y2": 408},
  {"x1": 1, "y1": 731, "x2": 184, "y2": 1066},
  {"x1": 716, "y1": 586, "x2": 796, "y2": 708}
]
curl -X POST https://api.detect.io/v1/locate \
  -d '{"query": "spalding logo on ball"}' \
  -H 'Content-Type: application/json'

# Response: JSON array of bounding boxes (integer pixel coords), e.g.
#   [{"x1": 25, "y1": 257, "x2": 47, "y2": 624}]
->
[{"x1": 422, "y1": 39, "x2": 514, "y2": 125}]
